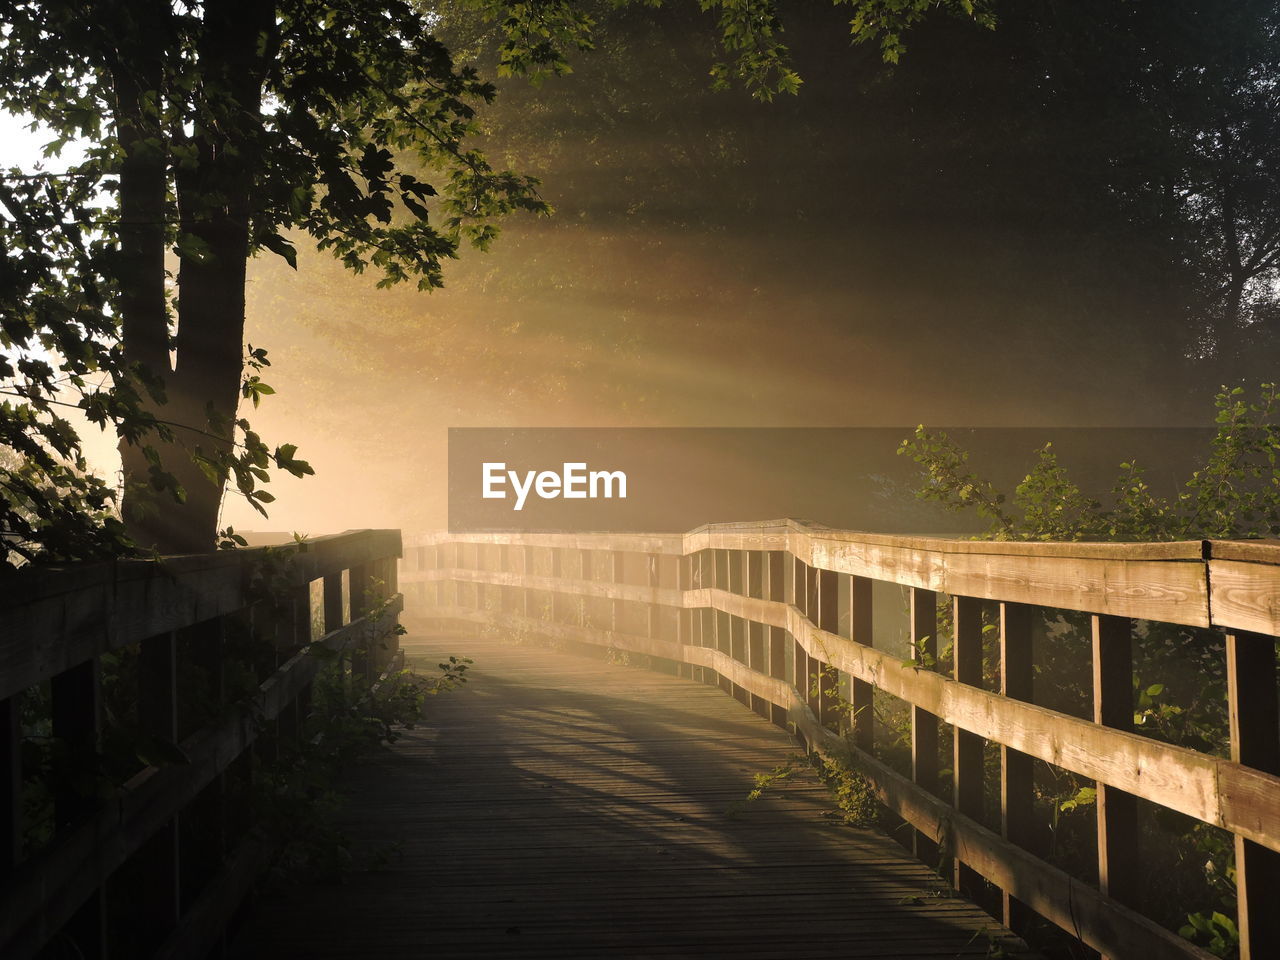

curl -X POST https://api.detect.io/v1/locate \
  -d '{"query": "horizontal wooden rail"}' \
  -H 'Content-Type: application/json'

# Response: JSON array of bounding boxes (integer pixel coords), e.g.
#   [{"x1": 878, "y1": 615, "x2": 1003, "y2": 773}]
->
[
  {"x1": 409, "y1": 520, "x2": 1280, "y2": 960},
  {"x1": 0, "y1": 529, "x2": 402, "y2": 703},
  {"x1": 409, "y1": 521, "x2": 1280, "y2": 632}
]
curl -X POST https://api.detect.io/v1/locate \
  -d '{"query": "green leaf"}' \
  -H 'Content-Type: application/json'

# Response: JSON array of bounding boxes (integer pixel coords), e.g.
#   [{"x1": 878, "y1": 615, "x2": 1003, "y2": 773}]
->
[{"x1": 259, "y1": 231, "x2": 298, "y2": 269}]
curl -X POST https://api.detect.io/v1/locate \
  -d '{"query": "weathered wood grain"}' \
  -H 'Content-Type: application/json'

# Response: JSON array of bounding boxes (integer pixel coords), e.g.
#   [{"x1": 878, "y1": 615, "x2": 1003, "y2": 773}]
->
[
  {"x1": 412, "y1": 522, "x2": 1229, "y2": 627},
  {"x1": 778, "y1": 608, "x2": 1274, "y2": 845},
  {"x1": 1227, "y1": 630, "x2": 1280, "y2": 960},
  {"x1": 1208, "y1": 540, "x2": 1280, "y2": 564},
  {"x1": 1209, "y1": 558, "x2": 1280, "y2": 635},
  {"x1": 999, "y1": 601, "x2": 1034, "y2": 934}
]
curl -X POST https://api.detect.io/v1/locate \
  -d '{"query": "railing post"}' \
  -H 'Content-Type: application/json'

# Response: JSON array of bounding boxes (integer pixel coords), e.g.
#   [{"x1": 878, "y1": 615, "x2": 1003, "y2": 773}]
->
[
  {"x1": 1092, "y1": 612, "x2": 1138, "y2": 933},
  {"x1": 849, "y1": 576, "x2": 874, "y2": 752},
  {"x1": 768, "y1": 625, "x2": 788, "y2": 727},
  {"x1": 705, "y1": 607, "x2": 719, "y2": 686},
  {"x1": 793, "y1": 631, "x2": 808, "y2": 746},
  {"x1": 350, "y1": 563, "x2": 373, "y2": 681},
  {"x1": 383, "y1": 553, "x2": 400, "y2": 669},
  {"x1": 1227, "y1": 630, "x2": 1280, "y2": 960},
  {"x1": 910, "y1": 587, "x2": 939, "y2": 865},
  {"x1": 1000, "y1": 601, "x2": 1034, "y2": 935},
  {"x1": 816, "y1": 569, "x2": 840, "y2": 731},
  {"x1": 717, "y1": 610, "x2": 732, "y2": 693},
  {"x1": 138, "y1": 629, "x2": 181, "y2": 940},
  {"x1": 51, "y1": 658, "x2": 106, "y2": 957},
  {"x1": 323, "y1": 572, "x2": 344, "y2": 635},
  {"x1": 611, "y1": 552, "x2": 624, "y2": 636},
  {"x1": 953, "y1": 596, "x2": 984, "y2": 896},
  {"x1": 1, "y1": 694, "x2": 18, "y2": 880},
  {"x1": 748, "y1": 621, "x2": 768, "y2": 717},
  {"x1": 731, "y1": 615, "x2": 747, "y2": 703},
  {"x1": 277, "y1": 584, "x2": 310, "y2": 735},
  {"x1": 747, "y1": 551, "x2": 762, "y2": 598},
  {"x1": 182, "y1": 616, "x2": 228, "y2": 938},
  {"x1": 767, "y1": 550, "x2": 784, "y2": 605},
  {"x1": 765, "y1": 554, "x2": 788, "y2": 727},
  {"x1": 804, "y1": 638, "x2": 820, "y2": 728}
]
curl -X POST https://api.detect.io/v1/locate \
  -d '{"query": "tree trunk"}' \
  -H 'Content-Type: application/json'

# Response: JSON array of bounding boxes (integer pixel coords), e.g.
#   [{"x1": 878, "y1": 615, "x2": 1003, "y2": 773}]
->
[
  {"x1": 111, "y1": 2, "x2": 184, "y2": 552},
  {"x1": 119, "y1": 0, "x2": 273, "y2": 554}
]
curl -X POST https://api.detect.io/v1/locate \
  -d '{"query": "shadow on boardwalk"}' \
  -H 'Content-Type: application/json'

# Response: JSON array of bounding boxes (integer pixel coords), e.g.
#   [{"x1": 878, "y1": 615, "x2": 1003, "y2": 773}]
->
[{"x1": 230, "y1": 630, "x2": 1037, "y2": 960}]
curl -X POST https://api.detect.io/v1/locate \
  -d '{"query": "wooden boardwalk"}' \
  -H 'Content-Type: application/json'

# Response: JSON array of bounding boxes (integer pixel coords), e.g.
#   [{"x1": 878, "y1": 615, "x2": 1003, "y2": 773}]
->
[{"x1": 231, "y1": 631, "x2": 1035, "y2": 960}]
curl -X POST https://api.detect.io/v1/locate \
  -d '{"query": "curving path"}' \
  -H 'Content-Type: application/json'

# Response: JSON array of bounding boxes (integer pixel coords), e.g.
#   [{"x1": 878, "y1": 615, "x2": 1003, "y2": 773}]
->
[{"x1": 230, "y1": 629, "x2": 1037, "y2": 960}]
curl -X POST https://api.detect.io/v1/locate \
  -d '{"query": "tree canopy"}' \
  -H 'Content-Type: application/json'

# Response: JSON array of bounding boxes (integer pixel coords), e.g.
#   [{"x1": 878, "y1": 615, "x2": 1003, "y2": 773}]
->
[
  {"x1": 0, "y1": 0, "x2": 996, "y2": 568},
  {"x1": 2, "y1": 0, "x2": 1278, "y2": 568}
]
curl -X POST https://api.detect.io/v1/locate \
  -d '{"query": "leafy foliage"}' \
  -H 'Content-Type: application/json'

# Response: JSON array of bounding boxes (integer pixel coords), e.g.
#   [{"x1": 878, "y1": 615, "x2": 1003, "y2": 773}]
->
[
  {"x1": 1181, "y1": 910, "x2": 1240, "y2": 959},
  {"x1": 898, "y1": 383, "x2": 1280, "y2": 542},
  {"x1": 469, "y1": 0, "x2": 993, "y2": 100},
  {"x1": 807, "y1": 750, "x2": 881, "y2": 826},
  {"x1": 0, "y1": 0, "x2": 554, "y2": 563},
  {"x1": 836, "y1": 0, "x2": 996, "y2": 65},
  {"x1": 0, "y1": 0, "x2": 990, "y2": 567},
  {"x1": 895, "y1": 384, "x2": 1280, "y2": 953}
]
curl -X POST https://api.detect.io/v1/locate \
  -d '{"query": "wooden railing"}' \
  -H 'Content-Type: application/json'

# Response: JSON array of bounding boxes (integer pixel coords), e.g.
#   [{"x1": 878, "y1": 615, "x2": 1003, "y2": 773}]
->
[
  {"x1": 0, "y1": 529, "x2": 402, "y2": 959},
  {"x1": 402, "y1": 519, "x2": 1280, "y2": 960}
]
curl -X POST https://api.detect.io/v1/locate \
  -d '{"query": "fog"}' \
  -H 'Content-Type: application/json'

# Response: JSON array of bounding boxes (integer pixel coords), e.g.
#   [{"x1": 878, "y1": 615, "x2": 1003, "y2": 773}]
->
[{"x1": 196, "y1": 5, "x2": 1270, "y2": 536}]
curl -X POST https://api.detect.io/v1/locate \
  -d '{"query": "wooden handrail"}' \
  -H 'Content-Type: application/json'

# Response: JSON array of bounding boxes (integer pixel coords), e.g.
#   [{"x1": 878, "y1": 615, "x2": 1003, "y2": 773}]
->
[
  {"x1": 0, "y1": 529, "x2": 403, "y2": 960},
  {"x1": 407, "y1": 520, "x2": 1280, "y2": 632},
  {"x1": 409, "y1": 520, "x2": 1280, "y2": 960}
]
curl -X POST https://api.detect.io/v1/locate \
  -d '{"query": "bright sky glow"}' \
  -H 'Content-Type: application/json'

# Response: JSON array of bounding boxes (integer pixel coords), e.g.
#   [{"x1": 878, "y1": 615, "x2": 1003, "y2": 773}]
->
[
  {"x1": 0, "y1": 110, "x2": 89, "y2": 171},
  {"x1": 0, "y1": 111, "x2": 42, "y2": 168},
  {"x1": 1, "y1": 110, "x2": 120, "y2": 484}
]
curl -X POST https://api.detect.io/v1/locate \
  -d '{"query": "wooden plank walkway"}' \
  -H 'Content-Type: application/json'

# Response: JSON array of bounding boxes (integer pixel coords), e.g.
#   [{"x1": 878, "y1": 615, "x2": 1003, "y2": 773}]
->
[{"x1": 230, "y1": 631, "x2": 1037, "y2": 959}]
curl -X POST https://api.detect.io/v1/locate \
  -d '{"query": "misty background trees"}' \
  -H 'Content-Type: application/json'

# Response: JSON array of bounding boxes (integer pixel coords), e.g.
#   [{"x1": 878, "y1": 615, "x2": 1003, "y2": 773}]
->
[{"x1": 239, "y1": 0, "x2": 1280, "y2": 534}]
